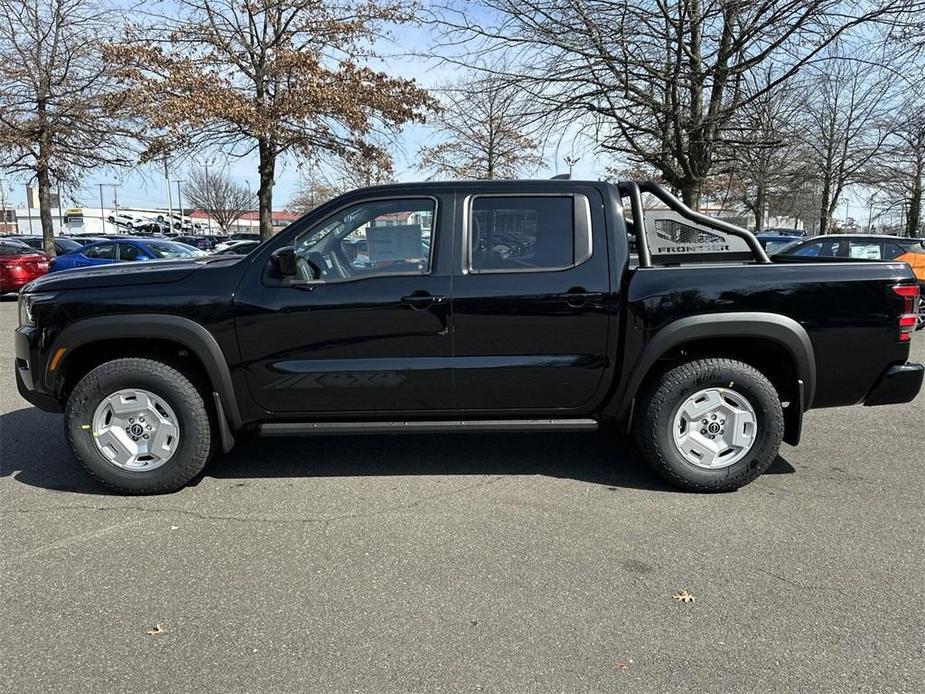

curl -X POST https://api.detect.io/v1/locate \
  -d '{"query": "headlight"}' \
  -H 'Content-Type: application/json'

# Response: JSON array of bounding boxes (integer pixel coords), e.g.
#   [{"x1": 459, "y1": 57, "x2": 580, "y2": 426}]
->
[{"x1": 18, "y1": 293, "x2": 54, "y2": 327}]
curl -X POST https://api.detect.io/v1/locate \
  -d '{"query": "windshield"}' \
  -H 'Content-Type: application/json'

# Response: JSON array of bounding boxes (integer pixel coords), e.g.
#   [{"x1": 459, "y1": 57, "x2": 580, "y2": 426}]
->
[
  {"x1": 764, "y1": 240, "x2": 799, "y2": 255},
  {"x1": 143, "y1": 241, "x2": 201, "y2": 259}
]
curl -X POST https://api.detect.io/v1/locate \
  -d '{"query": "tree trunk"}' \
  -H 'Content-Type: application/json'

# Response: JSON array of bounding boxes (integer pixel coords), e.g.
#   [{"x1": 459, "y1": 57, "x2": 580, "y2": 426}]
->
[
  {"x1": 257, "y1": 138, "x2": 275, "y2": 240},
  {"x1": 36, "y1": 163, "x2": 56, "y2": 257},
  {"x1": 818, "y1": 179, "x2": 832, "y2": 236},
  {"x1": 679, "y1": 181, "x2": 701, "y2": 211},
  {"x1": 907, "y1": 158, "x2": 923, "y2": 238},
  {"x1": 754, "y1": 182, "x2": 766, "y2": 231}
]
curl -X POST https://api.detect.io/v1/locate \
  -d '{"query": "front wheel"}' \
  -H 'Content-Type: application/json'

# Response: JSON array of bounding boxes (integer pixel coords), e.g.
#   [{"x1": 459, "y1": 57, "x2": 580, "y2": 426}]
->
[
  {"x1": 65, "y1": 358, "x2": 215, "y2": 494},
  {"x1": 635, "y1": 358, "x2": 784, "y2": 492}
]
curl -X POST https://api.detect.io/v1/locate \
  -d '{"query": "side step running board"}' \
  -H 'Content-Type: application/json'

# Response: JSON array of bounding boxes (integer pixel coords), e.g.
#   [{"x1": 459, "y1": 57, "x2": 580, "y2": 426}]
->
[{"x1": 259, "y1": 419, "x2": 599, "y2": 436}]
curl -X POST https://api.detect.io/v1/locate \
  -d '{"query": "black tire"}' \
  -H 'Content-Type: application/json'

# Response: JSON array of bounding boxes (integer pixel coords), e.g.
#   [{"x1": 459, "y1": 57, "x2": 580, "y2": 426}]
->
[
  {"x1": 65, "y1": 357, "x2": 214, "y2": 494},
  {"x1": 635, "y1": 358, "x2": 784, "y2": 492}
]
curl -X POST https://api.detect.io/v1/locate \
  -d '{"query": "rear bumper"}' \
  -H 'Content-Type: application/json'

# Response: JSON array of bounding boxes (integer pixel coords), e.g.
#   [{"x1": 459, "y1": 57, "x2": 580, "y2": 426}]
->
[{"x1": 863, "y1": 362, "x2": 924, "y2": 406}]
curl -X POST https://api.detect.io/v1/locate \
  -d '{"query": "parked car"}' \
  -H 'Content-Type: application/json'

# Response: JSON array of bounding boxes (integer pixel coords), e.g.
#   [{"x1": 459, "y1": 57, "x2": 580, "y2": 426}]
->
[
  {"x1": 0, "y1": 240, "x2": 49, "y2": 293},
  {"x1": 107, "y1": 212, "x2": 153, "y2": 229},
  {"x1": 0, "y1": 235, "x2": 83, "y2": 256},
  {"x1": 778, "y1": 234, "x2": 925, "y2": 329},
  {"x1": 14, "y1": 180, "x2": 922, "y2": 494},
  {"x1": 155, "y1": 213, "x2": 201, "y2": 231},
  {"x1": 212, "y1": 239, "x2": 261, "y2": 255},
  {"x1": 755, "y1": 233, "x2": 804, "y2": 255},
  {"x1": 49, "y1": 238, "x2": 205, "y2": 272}
]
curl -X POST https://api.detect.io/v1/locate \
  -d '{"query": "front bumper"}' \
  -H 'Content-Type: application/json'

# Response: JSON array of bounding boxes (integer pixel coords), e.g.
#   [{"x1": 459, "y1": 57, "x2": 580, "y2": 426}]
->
[
  {"x1": 864, "y1": 362, "x2": 924, "y2": 406},
  {"x1": 14, "y1": 326, "x2": 62, "y2": 412}
]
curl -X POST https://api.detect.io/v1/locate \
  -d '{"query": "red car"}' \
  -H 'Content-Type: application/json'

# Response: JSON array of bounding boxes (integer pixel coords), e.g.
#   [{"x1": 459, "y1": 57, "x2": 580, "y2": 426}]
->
[{"x1": 0, "y1": 239, "x2": 50, "y2": 293}]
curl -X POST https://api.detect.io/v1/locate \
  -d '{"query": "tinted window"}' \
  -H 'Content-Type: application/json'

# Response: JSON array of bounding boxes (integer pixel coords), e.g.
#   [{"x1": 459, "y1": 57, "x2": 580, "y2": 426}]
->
[
  {"x1": 792, "y1": 240, "x2": 841, "y2": 257},
  {"x1": 118, "y1": 243, "x2": 146, "y2": 261},
  {"x1": 293, "y1": 199, "x2": 434, "y2": 281},
  {"x1": 55, "y1": 238, "x2": 82, "y2": 253},
  {"x1": 469, "y1": 196, "x2": 578, "y2": 272},
  {"x1": 85, "y1": 243, "x2": 116, "y2": 259},
  {"x1": 0, "y1": 240, "x2": 33, "y2": 255},
  {"x1": 883, "y1": 242, "x2": 906, "y2": 260}
]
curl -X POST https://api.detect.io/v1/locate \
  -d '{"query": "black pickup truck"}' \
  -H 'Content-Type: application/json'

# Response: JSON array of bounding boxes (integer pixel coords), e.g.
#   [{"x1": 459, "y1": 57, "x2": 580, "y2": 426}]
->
[{"x1": 14, "y1": 180, "x2": 923, "y2": 494}]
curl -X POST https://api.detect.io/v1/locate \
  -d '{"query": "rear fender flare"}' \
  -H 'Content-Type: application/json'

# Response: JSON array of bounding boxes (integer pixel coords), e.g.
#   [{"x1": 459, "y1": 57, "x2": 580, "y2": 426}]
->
[{"x1": 613, "y1": 312, "x2": 816, "y2": 420}]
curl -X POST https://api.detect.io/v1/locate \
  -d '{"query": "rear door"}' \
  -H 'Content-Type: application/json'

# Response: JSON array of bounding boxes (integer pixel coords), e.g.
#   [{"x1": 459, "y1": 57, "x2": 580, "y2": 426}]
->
[{"x1": 450, "y1": 187, "x2": 611, "y2": 411}]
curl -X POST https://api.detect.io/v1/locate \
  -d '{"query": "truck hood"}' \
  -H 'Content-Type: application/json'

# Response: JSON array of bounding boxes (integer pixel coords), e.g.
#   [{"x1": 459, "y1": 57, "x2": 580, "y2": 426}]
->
[{"x1": 24, "y1": 257, "x2": 241, "y2": 292}]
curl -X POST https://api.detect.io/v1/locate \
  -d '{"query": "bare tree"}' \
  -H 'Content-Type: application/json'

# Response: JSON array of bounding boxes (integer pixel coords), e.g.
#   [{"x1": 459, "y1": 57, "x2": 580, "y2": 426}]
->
[
  {"x1": 419, "y1": 73, "x2": 542, "y2": 179},
  {"x1": 798, "y1": 56, "x2": 893, "y2": 235},
  {"x1": 106, "y1": 0, "x2": 435, "y2": 239},
  {"x1": 183, "y1": 168, "x2": 252, "y2": 232},
  {"x1": 0, "y1": 0, "x2": 135, "y2": 254},
  {"x1": 436, "y1": 0, "x2": 918, "y2": 208},
  {"x1": 868, "y1": 94, "x2": 925, "y2": 237},
  {"x1": 726, "y1": 76, "x2": 808, "y2": 230}
]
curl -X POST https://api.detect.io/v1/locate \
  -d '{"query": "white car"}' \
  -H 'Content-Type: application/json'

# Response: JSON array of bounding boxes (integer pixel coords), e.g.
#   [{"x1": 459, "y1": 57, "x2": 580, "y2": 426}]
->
[
  {"x1": 107, "y1": 212, "x2": 153, "y2": 229},
  {"x1": 156, "y1": 213, "x2": 202, "y2": 231}
]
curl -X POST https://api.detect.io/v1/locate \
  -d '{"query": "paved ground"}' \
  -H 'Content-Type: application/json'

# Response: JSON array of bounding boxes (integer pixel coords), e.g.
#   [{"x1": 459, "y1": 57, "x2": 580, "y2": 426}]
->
[{"x1": 1, "y1": 299, "x2": 923, "y2": 693}]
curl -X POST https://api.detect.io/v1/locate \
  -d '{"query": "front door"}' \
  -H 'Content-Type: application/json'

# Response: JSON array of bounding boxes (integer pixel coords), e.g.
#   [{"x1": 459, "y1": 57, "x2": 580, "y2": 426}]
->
[{"x1": 235, "y1": 193, "x2": 454, "y2": 414}]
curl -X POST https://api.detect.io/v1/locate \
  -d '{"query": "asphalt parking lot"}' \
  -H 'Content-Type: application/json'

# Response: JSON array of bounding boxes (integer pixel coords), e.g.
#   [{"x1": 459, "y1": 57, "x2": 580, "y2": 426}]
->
[{"x1": 1, "y1": 299, "x2": 923, "y2": 693}]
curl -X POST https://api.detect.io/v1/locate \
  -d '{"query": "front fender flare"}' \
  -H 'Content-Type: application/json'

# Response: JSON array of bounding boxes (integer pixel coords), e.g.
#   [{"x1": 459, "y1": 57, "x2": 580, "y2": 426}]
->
[{"x1": 47, "y1": 314, "x2": 242, "y2": 430}]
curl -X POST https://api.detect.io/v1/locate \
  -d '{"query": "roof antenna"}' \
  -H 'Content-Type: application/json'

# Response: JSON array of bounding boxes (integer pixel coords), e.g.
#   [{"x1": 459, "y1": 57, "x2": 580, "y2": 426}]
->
[{"x1": 550, "y1": 173, "x2": 571, "y2": 180}]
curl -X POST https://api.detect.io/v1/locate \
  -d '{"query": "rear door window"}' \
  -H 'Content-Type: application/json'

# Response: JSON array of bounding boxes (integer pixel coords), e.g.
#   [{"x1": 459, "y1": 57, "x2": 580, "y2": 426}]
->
[{"x1": 468, "y1": 196, "x2": 591, "y2": 272}]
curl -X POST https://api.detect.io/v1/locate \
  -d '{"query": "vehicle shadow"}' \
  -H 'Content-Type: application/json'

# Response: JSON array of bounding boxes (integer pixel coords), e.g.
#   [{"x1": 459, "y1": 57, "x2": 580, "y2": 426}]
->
[{"x1": 0, "y1": 406, "x2": 795, "y2": 496}]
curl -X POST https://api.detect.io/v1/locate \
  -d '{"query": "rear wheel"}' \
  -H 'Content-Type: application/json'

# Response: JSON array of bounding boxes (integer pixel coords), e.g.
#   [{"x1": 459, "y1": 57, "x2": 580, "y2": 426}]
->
[
  {"x1": 65, "y1": 358, "x2": 214, "y2": 494},
  {"x1": 635, "y1": 358, "x2": 784, "y2": 492}
]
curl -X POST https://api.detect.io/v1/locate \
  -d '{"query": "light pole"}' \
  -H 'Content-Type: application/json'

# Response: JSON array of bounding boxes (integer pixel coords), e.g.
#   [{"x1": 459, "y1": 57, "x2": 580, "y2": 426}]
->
[
  {"x1": 25, "y1": 184, "x2": 33, "y2": 234},
  {"x1": 164, "y1": 157, "x2": 173, "y2": 230},
  {"x1": 202, "y1": 158, "x2": 215, "y2": 235},
  {"x1": 96, "y1": 182, "x2": 106, "y2": 232},
  {"x1": 563, "y1": 155, "x2": 580, "y2": 178},
  {"x1": 176, "y1": 179, "x2": 186, "y2": 232}
]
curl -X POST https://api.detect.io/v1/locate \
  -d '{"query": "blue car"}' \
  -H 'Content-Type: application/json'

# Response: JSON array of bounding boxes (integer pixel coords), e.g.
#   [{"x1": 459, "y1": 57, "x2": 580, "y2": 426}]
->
[{"x1": 50, "y1": 238, "x2": 203, "y2": 272}]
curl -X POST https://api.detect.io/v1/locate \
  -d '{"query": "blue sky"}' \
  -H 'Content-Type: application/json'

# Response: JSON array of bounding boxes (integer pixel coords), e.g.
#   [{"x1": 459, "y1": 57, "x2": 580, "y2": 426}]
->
[{"x1": 2, "y1": 2, "x2": 867, "y2": 223}]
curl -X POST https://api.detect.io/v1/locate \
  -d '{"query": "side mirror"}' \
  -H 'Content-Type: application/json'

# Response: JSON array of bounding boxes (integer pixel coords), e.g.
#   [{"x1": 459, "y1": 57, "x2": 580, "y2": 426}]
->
[{"x1": 270, "y1": 246, "x2": 297, "y2": 277}]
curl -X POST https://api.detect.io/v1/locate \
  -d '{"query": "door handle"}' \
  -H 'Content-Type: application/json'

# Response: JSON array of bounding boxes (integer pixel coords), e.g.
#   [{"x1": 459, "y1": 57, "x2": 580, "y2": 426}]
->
[
  {"x1": 563, "y1": 287, "x2": 603, "y2": 308},
  {"x1": 401, "y1": 292, "x2": 447, "y2": 310}
]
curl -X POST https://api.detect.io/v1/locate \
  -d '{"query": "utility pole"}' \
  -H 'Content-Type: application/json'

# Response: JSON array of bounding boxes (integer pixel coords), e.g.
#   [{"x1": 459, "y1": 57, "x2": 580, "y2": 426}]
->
[
  {"x1": 164, "y1": 157, "x2": 173, "y2": 231},
  {"x1": 176, "y1": 180, "x2": 185, "y2": 230},
  {"x1": 57, "y1": 182, "x2": 64, "y2": 230},
  {"x1": 25, "y1": 185, "x2": 34, "y2": 234},
  {"x1": 0, "y1": 181, "x2": 10, "y2": 233},
  {"x1": 203, "y1": 158, "x2": 215, "y2": 235},
  {"x1": 112, "y1": 184, "x2": 120, "y2": 217},
  {"x1": 96, "y1": 183, "x2": 106, "y2": 233}
]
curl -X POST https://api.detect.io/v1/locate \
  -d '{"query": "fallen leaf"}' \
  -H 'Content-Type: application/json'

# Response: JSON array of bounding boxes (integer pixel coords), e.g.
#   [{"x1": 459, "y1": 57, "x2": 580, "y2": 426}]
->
[
  {"x1": 672, "y1": 590, "x2": 695, "y2": 604},
  {"x1": 145, "y1": 623, "x2": 167, "y2": 635}
]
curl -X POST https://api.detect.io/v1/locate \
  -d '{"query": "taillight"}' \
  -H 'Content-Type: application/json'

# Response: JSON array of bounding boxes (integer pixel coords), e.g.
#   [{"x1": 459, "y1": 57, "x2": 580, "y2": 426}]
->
[{"x1": 893, "y1": 284, "x2": 919, "y2": 342}]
